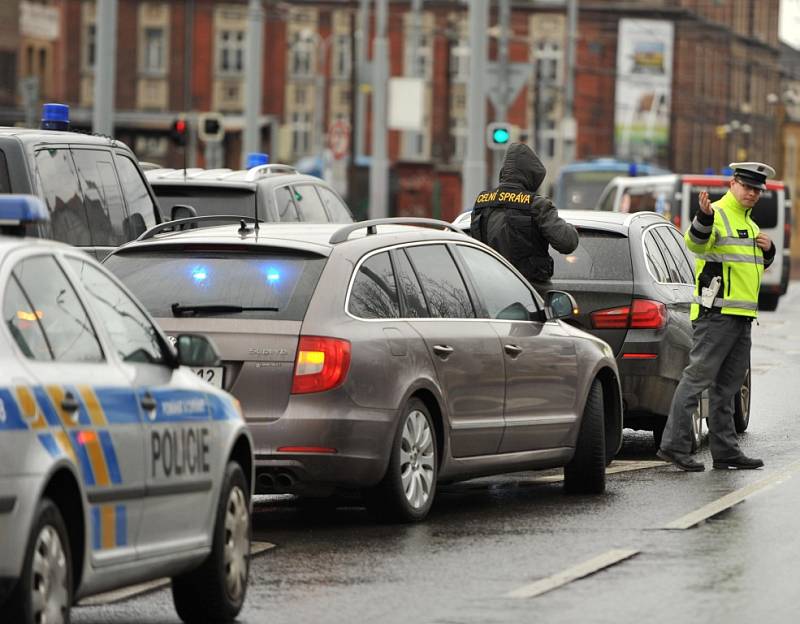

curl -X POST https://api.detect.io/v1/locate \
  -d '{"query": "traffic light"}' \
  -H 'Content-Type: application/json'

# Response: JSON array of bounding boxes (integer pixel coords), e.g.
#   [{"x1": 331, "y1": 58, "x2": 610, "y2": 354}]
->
[
  {"x1": 170, "y1": 116, "x2": 188, "y2": 146},
  {"x1": 198, "y1": 112, "x2": 225, "y2": 143},
  {"x1": 486, "y1": 122, "x2": 518, "y2": 150}
]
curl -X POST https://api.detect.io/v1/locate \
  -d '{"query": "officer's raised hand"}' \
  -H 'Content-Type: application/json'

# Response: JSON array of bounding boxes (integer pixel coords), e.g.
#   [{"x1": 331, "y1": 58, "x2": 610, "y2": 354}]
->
[{"x1": 699, "y1": 190, "x2": 713, "y2": 215}]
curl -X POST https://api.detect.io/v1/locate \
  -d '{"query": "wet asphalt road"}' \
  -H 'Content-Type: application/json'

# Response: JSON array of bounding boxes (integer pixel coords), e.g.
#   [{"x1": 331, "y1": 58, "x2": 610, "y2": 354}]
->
[{"x1": 74, "y1": 283, "x2": 800, "y2": 624}]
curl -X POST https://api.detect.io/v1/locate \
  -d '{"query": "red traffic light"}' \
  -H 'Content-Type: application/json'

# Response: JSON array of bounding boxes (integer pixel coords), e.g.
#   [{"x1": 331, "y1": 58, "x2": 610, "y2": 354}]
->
[
  {"x1": 170, "y1": 116, "x2": 188, "y2": 146},
  {"x1": 175, "y1": 119, "x2": 187, "y2": 134}
]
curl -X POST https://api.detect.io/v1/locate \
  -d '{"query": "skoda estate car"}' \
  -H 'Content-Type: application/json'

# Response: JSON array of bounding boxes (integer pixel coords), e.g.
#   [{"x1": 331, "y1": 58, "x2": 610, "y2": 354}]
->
[
  {"x1": 453, "y1": 210, "x2": 752, "y2": 450},
  {"x1": 104, "y1": 216, "x2": 622, "y2": 522},
  {"x1": 0, "y1": 197, "x2": 253, "y2": 624}
]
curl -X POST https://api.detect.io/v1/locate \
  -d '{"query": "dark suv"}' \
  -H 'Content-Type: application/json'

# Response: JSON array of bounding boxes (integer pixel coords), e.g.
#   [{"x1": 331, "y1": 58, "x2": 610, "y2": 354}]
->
[
  {"x1": 0, "y1": 127, "x2": 162, "y2": 259},
  {"x1": 146, "y1": 164, "x2": 354, "y2": 223}
]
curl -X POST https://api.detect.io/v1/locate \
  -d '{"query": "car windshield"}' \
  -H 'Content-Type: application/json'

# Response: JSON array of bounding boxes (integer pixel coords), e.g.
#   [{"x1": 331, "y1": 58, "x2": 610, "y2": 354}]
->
[
  {"x1": 560, "y1": 171, "x2": 619, "y2": 210},
  {"x1": 153, "y1": 186, "x2": 259, "y2": 219},
  {"x1": 104, "y1": 250, "x2": 326, "y2": 321},
  {"x1": 551, "y1": 229, "x2": 633, "y2": 280}
]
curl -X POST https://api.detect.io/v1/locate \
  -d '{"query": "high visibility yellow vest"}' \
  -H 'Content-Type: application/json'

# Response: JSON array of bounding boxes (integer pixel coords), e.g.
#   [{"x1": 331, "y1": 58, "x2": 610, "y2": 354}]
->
[{"x1": 685, "y1": 191, "x2": 764, "y2": 320}]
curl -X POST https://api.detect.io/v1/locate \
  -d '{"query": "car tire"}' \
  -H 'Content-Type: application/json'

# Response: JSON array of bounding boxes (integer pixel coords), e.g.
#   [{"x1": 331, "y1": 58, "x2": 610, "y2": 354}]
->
[
  {"x1": 734, "y1": 366, "x2": 751, "y2": 434},
  {"x1": 366, "y1": 397, "x2": 437, "y2": 523},
  {"x1": 1, "y1": 498, "x2": 72, "y2": 624},
  {"x1": 652, "y1": 418, "x2": 666, "y2": 451},
  {"x1": 564, "y1": 379, "x2": 606, "y2": 494},
  {"x1": 172, "y1": 462, "x2": 250, "y2": 624}
]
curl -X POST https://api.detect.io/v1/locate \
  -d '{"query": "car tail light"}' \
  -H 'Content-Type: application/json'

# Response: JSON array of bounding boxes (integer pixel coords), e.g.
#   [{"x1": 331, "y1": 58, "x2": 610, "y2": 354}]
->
[
  {"x1": 590, "y1": 299, "x2": 666, "y2": 330},
  {"x1": 672, "y1": 214, "x2": 681, "y2": 229},
  {"x1": 291, "y1": 336, "x2": 351, "y2": 394},
  {"x1": 785, "y1": 222, "x2": 791, "y2": 250}
]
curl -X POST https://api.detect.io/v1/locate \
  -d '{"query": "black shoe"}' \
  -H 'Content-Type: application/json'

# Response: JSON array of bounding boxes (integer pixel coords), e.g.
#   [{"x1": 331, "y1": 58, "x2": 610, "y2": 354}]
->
[
  {"x1": 713, "y1": 455, "x2": 764, "y2": 470},
  {"x1": 657, "y1": 449, "x2": 705, "y2": 472}
]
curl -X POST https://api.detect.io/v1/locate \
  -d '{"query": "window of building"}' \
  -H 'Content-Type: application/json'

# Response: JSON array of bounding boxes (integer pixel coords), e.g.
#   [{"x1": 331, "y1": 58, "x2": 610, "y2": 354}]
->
[
  {"x1": 217, "y1": 29, "x2": 245, "y2": 74},
  {"x1": 291, "y1": 111, "x2": 312, "y2": 155},
  {"x1": 450, "y1": 45, "x2": 470, "y2": 83},
  {"x1": 84, "y1": 23, "x2": 96, "y2": 71},
  {"x1": 333, "y1": 34, "x2": 351, "y2": 79},
  {"x1": 290, "y1": 33, "x2": 313, "y2": 77},
  {"x1": 142, "y1": 26, "x2": 166, "y2": 74}
]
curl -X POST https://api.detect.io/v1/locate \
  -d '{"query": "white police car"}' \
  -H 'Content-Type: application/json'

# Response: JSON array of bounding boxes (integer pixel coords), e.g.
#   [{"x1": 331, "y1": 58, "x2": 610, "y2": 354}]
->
[{"x1": 0, "y1": 196, "x2": 254, "y2": 624}]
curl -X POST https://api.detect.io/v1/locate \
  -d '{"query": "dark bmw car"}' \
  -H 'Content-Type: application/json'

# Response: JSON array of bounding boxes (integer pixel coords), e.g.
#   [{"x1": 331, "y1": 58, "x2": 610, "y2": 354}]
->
[{"x1": 454, "y1": 210, "x2": 751, "y2": 449}]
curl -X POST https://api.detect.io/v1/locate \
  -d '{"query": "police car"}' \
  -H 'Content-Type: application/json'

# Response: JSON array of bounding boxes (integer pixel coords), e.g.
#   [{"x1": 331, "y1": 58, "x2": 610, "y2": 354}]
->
[{"x1": 0, "y1": 196, "x2": 254, "y2": 623}]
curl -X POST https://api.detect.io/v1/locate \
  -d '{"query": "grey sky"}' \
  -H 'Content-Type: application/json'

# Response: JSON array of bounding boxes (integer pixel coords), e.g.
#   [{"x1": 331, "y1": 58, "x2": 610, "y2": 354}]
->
[{"x1": 781, "y1": 0, "x2": 800, "y2": 47}]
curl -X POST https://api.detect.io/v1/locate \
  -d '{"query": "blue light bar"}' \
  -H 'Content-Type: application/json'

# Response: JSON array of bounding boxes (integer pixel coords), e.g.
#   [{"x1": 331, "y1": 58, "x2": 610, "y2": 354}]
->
[
  {"x1": 41, "y1": 103, "x2": 70, "y2": 131},
  {"x1": 0, "y1": 195, "x2": 49, "y2": 225},
  {"x1": 246, "y1": 152, "x2": 269, "y2": 169}
]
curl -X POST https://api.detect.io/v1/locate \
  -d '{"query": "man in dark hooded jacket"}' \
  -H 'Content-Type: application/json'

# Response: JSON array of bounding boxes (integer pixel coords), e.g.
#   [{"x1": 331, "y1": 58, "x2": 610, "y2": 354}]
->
[{"x1": 470, "y1": 143, "x2": 578, "y2": 290}]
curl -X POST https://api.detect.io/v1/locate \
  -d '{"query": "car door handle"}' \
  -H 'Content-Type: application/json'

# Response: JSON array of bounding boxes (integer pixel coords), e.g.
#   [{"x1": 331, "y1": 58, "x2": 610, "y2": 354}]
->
[
  {"x1": 504, "y1": 344, "x2": 523, "y2": 357},
  {"x1": 60, "y1": 392, "x2": 79, "y2": 413},
  {"x1": 433, "y1": 344, "x2": 454, "y2": 357},
  {"x1": 140, "y1": 393, "x2": 157, "y2": 413}
]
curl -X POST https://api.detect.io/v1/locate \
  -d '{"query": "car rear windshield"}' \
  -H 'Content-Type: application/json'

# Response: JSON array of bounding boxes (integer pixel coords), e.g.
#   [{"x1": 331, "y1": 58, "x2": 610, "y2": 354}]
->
[
  {"x1": 153, "y1": 186, "x2": 258, "y2": 219},
  {"x1": 688, "y1": 186, "x2": 778, "y2": 229},
  {"x1": 104, "y1": 249, "x2": 326, "y2": 321},
  {"x1": 551, "y1": 229, "x2": 632, "y2": 280},
  {"x1": 0, "y1": 150, "x2": 10, "y2": 193}
]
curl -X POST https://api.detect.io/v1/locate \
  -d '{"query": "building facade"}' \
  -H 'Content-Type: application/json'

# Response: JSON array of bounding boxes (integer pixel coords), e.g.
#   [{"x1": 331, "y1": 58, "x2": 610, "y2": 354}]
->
[{"x1": 0, "y1": 0, "x2": 789, "y2": 221}]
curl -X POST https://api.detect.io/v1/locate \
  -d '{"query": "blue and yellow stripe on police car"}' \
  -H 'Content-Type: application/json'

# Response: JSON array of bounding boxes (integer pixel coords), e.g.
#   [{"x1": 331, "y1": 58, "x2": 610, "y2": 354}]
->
[{"x1": 91, "y1": 504, "x2": 127, "y2": 550}]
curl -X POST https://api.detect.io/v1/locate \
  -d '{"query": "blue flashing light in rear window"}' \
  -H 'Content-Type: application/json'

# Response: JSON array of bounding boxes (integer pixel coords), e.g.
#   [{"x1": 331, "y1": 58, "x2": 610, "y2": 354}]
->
[
  {"x1": 191, "y1": 266, "x2": 209, "y2": 283},
  {"x1": 267, "y1": 270, "x2": 281, "y2": 283}
]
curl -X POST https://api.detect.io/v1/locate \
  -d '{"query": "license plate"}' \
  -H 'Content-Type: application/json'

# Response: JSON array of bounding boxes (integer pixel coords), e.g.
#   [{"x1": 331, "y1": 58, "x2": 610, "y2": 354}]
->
[{"x1": 192, "y1": 366, "x2": 224, "y2": 389}]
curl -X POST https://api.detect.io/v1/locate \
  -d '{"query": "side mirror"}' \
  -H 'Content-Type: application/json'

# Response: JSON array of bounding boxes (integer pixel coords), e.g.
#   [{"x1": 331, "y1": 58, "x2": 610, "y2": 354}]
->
[
  {"x1": 545, "y1": 290, "x2": 579, "y2": 321},
  {"x1": 175, "y1": 334, "x2": 221, "y2": 367},
  {"x1": 171, "y1": 204, "x2": 198, "y2": 221}
]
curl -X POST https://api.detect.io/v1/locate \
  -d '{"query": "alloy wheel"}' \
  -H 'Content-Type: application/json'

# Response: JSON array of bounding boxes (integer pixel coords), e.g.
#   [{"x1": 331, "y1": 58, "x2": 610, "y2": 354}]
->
[
  {"x1": 400, "y1": 410, "x2": 435, "y2": 510},
  {"x1": 30, "y1": 525, "x2": 69, "y2": 624},
  {"x1": 223, "y1": 485, "x2": 250, "y2": 602}
]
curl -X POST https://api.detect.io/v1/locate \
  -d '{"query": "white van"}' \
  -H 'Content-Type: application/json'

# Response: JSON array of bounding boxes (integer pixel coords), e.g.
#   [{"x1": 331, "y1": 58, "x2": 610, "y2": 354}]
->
[{"x1": 594, "y1": 174, "x2": 792, "y2": 310}]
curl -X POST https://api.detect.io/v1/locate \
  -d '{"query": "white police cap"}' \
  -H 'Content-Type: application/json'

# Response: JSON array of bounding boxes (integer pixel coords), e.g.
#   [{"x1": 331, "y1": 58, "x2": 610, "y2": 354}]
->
[{"x1": 728, "y1": 161, "x2": 776, "y2": 190}]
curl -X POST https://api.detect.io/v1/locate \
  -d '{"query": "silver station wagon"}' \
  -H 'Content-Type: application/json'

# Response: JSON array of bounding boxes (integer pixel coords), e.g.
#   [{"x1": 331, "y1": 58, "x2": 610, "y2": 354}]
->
[{"x1": 104, "y1": 217, "x2": 623, "y2": 522}]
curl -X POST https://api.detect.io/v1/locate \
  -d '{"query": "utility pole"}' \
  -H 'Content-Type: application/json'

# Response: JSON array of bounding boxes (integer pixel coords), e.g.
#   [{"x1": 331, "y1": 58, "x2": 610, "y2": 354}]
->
[
  {"x1": 93, "y1": 0, "x2": 117, "y2": 136},
  {"x1": 185, "y1": 0, "x2": 197, "y2": 167},
  {"x1": 368, "y1": 0, "x2": 389, "y2": 219},
  {"x1": 462, "y1": 0, "x2": 488, "y2": 211},
  {"x1": 354, "y1": 0, "x2": 369, "y2": 160},
  {"x1": 313, "y1": 33, "x2": 331, "y2": 155},
  {"x1": 243, "y1": 0, "x2": 264, "y2": 168},
  {"x1": 492, "y1": 0, "x2": 511, "y2": 184},
  {"x1": 563, "y1": 0, "x2": 578, "y2": 163}
]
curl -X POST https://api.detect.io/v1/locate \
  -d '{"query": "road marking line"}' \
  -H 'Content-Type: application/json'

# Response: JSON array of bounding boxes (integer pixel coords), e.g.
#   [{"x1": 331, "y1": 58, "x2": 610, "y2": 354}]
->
[
  {"x1": 77, "y1": 541, "x2": 275, "y2": 607},
  {"x1": 522, "y1": 460, "x2": 665, "y2": 484},
  {"x1": 661, "y1": 460, "x2": 800, "y2": 530},
  {"x1": 506, "y1": 549, "x2": 639, "y2": 599}
]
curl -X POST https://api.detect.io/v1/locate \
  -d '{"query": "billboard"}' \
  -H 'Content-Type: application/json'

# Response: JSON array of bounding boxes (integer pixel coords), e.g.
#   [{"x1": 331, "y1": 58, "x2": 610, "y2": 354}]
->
[{"x1": 614, "y1": 19, "x2": 674, "y2": 162}]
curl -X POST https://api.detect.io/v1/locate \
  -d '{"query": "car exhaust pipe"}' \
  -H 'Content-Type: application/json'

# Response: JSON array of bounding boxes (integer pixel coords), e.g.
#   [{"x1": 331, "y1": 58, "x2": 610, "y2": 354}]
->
[
  {"x1": 257, "y1": 472, "x2": 276, "y2": 492},
  {"x1": 275, "y1": 471, "x2": 295, "y2": 490}
]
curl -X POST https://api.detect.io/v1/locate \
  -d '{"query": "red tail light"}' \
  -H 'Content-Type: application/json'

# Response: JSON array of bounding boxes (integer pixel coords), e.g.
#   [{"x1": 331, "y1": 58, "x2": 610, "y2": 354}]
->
[
  {"x1": 591, "y1": 299, "x2": 667, "y2": 330},
  {"x1": 785, "y1": 222, "x2": 791, "y2": 250},
  {"x1": 672, "y1": 214, "x2": 681, "y2": 229},
  {"x1": 291, "y1": 336, "x2": 351, "y2": 394}
]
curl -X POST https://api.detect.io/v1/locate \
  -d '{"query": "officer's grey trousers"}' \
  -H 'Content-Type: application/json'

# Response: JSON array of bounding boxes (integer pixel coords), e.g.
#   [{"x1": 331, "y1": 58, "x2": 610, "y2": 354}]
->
[{"x1": 661, "y1": 313, "x2": 752, "y2": 460}]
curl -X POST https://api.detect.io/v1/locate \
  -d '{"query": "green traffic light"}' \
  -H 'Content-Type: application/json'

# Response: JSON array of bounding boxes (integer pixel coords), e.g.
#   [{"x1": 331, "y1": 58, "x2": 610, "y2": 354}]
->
[{"x1": 492, "y1": 127, "x2": 510, "y2": 144}]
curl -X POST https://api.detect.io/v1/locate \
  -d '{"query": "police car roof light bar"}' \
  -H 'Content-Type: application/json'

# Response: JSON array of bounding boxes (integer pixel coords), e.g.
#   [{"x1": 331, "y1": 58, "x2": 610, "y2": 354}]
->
[
  {"x1": 329, "y1": 218, "x2": 464, "y2": 245},
  {"x1": 0, "y1": 195, "x2": 49, "y2": 226}
]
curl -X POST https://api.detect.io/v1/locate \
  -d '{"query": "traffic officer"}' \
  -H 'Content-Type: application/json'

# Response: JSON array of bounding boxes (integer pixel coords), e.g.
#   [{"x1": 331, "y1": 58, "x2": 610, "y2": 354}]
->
[
  {"x1": 658, "y1": 162, "x2": 776, "y2": 471},
  {"x1": 470, "y1": 143, "x2": 578, "y2": 292}
]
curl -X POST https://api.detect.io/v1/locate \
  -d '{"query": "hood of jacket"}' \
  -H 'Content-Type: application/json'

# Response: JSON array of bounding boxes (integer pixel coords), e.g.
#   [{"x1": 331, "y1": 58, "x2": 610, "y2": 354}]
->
[{"x1": 498, "y1": 143, "x2": 546, "y2": 191}]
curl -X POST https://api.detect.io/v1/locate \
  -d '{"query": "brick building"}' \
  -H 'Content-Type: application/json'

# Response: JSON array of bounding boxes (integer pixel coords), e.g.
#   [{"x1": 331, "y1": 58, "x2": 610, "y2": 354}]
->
[{"x1": 0, "y1": 0, "x2": 790, "y2": 220}]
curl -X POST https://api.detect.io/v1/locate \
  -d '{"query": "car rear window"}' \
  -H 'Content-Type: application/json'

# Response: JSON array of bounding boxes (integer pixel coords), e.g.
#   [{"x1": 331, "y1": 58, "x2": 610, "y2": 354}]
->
[
  {"x1": 0, "y1": 150, "x2": 11, "y2": 193},
  {"x1": 153, "y1": 186, "x2": 258, "y2": 219},
  {"x1": 104, "y1": 249, "x2": 326, "y2": 321},
  {"x1": 688, "y1": 186, "x2": 778, "y2": 229},
  {"x1": 551, "y1": 229, "x2": 632, "y2": 280}
]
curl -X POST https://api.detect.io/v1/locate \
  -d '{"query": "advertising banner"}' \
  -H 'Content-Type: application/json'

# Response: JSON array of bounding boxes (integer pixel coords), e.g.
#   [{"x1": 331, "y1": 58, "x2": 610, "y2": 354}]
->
[{"x1": 614, "y1": 19, "x2": 674, "y2": 162}]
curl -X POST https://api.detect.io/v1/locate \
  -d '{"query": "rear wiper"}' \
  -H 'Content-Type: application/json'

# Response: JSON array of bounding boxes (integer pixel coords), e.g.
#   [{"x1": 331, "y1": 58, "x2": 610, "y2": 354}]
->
[{"x1": 171, "y1": 303, "x2": 279, "y2": 317}]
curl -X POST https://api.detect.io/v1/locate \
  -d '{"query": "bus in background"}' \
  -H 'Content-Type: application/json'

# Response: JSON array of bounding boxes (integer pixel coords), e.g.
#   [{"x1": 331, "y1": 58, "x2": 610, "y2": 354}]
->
[
  {"x1": 594, "y1": 173, "x2": 792, "y2": 311},
  {"x1": 554, "y1": 158, "x2": 671, "y2": 211}
]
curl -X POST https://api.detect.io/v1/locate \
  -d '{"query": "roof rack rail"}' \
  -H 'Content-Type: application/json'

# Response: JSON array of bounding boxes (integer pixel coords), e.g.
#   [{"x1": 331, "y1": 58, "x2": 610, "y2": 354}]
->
[
  {"x1": 329, "y1": 218, "x2": 463, "y2": 245},
  {"x1": 244, "y1": 163, "x2": 297, "y2": 181},
  {"x1": 138, "y1": 215, "x2": 264, "y2": 240}
]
